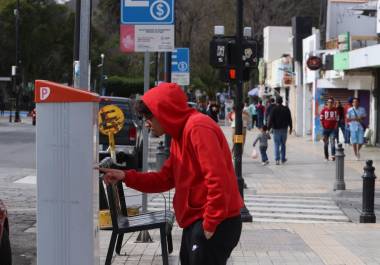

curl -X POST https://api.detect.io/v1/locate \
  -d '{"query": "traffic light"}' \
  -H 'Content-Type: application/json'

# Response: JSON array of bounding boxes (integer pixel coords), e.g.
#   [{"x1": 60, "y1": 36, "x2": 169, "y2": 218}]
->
[
  {"x1": 228, "y1": 39, "x2": 257, "y2": 69},
  {"x1": 210, "y1": 35, "x2": 257, "y2": 82},
  {"x1": 209, "y1": 36, "x2": 232, "y2": 68},
  {"x1": 219, "y1": 67, "x2": 251, "y2": 82}
]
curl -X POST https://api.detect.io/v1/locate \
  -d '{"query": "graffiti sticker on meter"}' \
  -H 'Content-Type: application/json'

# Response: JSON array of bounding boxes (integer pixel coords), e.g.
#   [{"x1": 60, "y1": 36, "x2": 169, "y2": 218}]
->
[{"x1": 98, "y1": 105, "x2": 125, "y2": 135}]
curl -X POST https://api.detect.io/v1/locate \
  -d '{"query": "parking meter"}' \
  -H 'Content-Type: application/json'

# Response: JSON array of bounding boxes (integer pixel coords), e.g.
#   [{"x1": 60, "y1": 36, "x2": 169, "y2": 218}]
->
[{"x1": 35, "y1": 80, "x2": 100, "y2": 265}]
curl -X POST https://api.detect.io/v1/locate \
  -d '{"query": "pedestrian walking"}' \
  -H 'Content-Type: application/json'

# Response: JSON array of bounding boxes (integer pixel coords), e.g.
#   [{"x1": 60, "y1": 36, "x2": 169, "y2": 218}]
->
[
  {"x1": 99, "y1": 83, "x2": 243, "y2": 265},
  {"x1": 207, "y1": 101, "x2": 219, "y2": 123},
  {"x1": 253, "y1": 125, "x2": 271, "y2": 165},
  {"x1": 256, "y1": 100, "x2": 265, "y2": 129},
  {"x1": 347, "y1": 97, "x2": 367, "y2": 160},
  {"x1": 343, "y1": 97, "x2": 353, "y2": 144},
  {"x1": 264, "y1": 98, "x2": 275, "y2": 125},
  {"x1": 267, "y1": 96, "x2": 293, "y2": 165},
  {"x1": 247, "y1": 102, "x2": 257, "y2": 129},
  {"x1": 335, "y1": 100, "x2": 345, "y2": 143},
  {"x1": 320, "y1": 98, "x2": 338, "y2": 161}
]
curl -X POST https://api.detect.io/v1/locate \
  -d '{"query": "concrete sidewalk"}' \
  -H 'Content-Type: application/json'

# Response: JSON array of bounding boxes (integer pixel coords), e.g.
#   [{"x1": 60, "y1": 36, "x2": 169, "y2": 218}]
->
[{"x1": 99, "y1": 126, "x2": 380, "y2": 265}]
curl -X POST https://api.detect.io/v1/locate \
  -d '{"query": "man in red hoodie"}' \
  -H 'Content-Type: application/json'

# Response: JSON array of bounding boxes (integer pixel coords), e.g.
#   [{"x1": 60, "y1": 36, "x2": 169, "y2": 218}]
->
[
  {"x1": 99, "y1": 83, "x2": 243, "y2": 265},
  {"x1": 320, "y1": 97, "x2": 339, "y2": 161}
]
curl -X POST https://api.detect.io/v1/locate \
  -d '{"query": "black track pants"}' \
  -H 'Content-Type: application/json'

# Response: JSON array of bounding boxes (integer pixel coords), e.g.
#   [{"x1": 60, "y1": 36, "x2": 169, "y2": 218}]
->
[{"x1": 179, "y1": 215, "x2": 242, "y2": 265}]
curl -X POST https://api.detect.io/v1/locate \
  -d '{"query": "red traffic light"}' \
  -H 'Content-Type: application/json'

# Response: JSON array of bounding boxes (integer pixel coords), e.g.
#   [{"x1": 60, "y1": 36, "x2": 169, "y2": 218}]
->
[
  {"x1": 306, "y1": 56, "x2": 322, "y2": 71},
  {"x1": 229, "y1": 69, "x2": 236, "y2": 79}
]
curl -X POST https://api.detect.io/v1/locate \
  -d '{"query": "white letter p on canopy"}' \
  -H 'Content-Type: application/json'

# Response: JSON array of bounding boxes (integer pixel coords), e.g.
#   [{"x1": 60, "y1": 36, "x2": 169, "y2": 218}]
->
[{"x1": 40, "y1": 87, "x2": 51, "y2": 101}]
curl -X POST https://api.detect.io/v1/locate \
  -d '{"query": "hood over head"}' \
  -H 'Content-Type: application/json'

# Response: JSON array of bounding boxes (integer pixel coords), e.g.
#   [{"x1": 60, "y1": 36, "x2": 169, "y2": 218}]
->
[{"x1": 142, "y1": 83, "x2": 196, "y2": 139}]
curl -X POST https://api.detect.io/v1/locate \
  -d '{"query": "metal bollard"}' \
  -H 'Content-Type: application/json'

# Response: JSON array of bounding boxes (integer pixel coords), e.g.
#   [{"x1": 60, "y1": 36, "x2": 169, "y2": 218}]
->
[
  {"x1": 334, "y1": 143, "x2": 346, "y2": 191},
  {"x1": 360, "y1": 160, "x2": 377, "y2": 223},
  {"x1": 156, "y1": 141, "x2": 167, "y2": 171}
]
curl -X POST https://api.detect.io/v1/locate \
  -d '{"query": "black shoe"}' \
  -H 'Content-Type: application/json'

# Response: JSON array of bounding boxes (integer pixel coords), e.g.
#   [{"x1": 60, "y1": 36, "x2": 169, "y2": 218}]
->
[{"x1": 281, "y1": 159, "x2": 287, "y2": 164}]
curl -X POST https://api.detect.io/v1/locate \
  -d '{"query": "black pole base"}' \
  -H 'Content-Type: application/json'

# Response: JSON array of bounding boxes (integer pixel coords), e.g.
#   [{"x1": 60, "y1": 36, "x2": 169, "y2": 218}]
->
[
  {"x1": 14, "y1": 111, "x2": 21, "y2": 123},
  {"x1": 135, "y1": 230, "x2": 153, "y2": 243},
  {"x1": 360, "y1": 213, "x2": 376, "y2": 223},
  {"x1": 333, "y1": 182, "x2": 345, "y2": 191},
  {"x1": 240, "y1": 205, "x2": 252, "y2": 223}
]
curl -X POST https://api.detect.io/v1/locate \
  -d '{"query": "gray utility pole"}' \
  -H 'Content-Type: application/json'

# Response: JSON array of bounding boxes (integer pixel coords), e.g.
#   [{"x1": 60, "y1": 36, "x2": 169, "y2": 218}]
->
[
  {"x1": 73, "y1": 0, "x2": 81, "y2": 87},
  {"x1": 235, "y1": 0, "x2": 252, "y2": 222},
  {"x1": 136, "y1": 52, "x2": 153, "y2": 243},
  {"x1": 14, "y1": 0, "x2": 21, "y2": 123},
  {"x1": 163, "y1": 52, "x2": 172, "y2": 154},
  {"x1": 79, "y1": 0, "x2": 91, "y2": 90},
  {"x1": 142, "y1": 52, "x2": 150, "y2": 213}
]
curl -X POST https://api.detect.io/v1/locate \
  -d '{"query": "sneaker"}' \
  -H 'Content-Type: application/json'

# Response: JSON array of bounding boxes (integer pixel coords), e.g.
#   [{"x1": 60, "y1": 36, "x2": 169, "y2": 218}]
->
[
  {"x1": 262, "y1": 162, "x2": 267, "y2": 165},
  {"x1": 281, "y1": 159, "x2": 287, "y2": 164},
  {"x1": 265, "y1": 160, "x2": 269, "y2": 165},
  {"x1": 331, "y1": 156, "x2": 335, "y2": 161},
  {"x1": 275, "y1": 160, "x2": 280, "y2": 165}
]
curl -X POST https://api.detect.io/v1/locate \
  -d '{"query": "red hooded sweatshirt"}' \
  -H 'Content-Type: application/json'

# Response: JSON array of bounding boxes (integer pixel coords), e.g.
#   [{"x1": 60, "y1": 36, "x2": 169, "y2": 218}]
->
[{"x1": 123, "y1": 83, "x2": 243, "y2": 233}]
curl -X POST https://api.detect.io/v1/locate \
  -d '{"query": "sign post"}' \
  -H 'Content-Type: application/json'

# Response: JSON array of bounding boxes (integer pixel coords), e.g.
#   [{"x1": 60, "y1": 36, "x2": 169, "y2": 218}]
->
[{"x1": 119, "y1": 0, "x2": 175, "y2": 242}]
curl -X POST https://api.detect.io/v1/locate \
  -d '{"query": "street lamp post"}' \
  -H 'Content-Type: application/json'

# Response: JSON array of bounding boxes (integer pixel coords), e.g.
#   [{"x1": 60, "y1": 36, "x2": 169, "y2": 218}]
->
[
  {"x1": 98, "y1": 53, "x2": 105, "y2": 94},
  {"x1": 14, "y1": 0, "x2": 21, "y2": 123}
]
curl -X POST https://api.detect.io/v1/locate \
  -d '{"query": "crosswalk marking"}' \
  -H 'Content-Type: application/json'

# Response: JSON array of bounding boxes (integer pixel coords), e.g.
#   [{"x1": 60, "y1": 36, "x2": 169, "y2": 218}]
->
[
  {"x1": 14, "y1": 175, "x2": 36, "y2": 184},
  {"x1": 245, "y1": 202, "x2": 339, "y2": 209},
  {"x1": 147, "y1": 193, "x2": 350, "y2": 224},
  {"x1": 246, "y1": 194, "x2": 350, "y2": 223}
]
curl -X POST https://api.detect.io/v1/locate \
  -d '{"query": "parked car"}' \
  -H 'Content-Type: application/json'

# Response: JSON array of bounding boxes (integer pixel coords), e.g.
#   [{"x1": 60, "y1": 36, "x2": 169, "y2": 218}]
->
[
  {"x1": 0, "y1": 200, "x2": 11, "y2": 265},
  {"x1": 98, "y1": 96, "x2": 143, "y2": 169}
]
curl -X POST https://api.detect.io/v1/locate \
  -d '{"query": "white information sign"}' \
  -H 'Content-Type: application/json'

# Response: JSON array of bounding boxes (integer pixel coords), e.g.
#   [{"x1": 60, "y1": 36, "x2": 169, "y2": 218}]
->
[
  {"x1": 172, "y1": 73, "x2": 190, "y2": 86},
  {"x1": 120, "y1": 24, "x2": 174, "y2": 52}
]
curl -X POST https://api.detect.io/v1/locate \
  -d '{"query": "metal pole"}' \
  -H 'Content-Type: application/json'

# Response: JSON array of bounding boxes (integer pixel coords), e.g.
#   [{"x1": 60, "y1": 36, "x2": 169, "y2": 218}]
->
[
  {"x1": 360, "y1": 160, "x2": 377, "y2": 223},
  {"x1": 98, "y1": 54, "x2": 104, "y2": 94},
  {"x1": 136, "y1": 52, "x2": 153, "y2": 243},
  {"x1": 73, "y1": 0, "x2": 81, "y2": 87},
  {"x1": 156, "y1": 141, "x2": 166, "y2": 170},
  {"x1": 235, "y1": 0, "x2": 252, "y2": 222},
  {"x1": 155, "y1": 52, "x2": 160, "y2": 85},
  {"x1": 79, "y1": 0, "x2": 91, "y2": 90},
  {"x1": 14, "y1": 0, "x2": 21, "y2": 123},
  {"x1": 334, "y1": 143, "x2": 346, "y2": 190},
  {"x1": 164, "y1": 52, "x2": 172, "y2": 154},
  {"x1": 142, "y1": 52, "x2": 150, "y2": 213}
]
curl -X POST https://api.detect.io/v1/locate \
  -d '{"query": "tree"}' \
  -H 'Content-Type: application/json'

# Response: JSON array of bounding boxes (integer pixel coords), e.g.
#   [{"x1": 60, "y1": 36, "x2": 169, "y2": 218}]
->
[{"x1": 0, "y1": 0, "x2": 75, "y2": 83}]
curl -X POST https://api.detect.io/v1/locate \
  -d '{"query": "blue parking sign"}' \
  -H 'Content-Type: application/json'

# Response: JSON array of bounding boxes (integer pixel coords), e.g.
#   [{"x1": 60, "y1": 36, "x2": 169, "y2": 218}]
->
[
  {"x1": 121, "y1": 0, "x2": 174, "y2": 25},
  {"x1": 172, "y1": 48, "x2": 190, "y2": 73}
]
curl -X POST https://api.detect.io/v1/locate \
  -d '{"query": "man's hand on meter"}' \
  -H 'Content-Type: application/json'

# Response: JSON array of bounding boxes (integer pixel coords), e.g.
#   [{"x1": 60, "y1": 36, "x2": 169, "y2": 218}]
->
[{"x1": 98, "y1": 168, "x2": 125, "y2": 185}]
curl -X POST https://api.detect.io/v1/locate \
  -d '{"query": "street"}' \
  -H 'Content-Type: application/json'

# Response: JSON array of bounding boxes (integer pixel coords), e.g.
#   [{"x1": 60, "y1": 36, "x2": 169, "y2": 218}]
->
[
  {"x1": 0, "y1": 118, "x2": 36, "y2": 265},
  {"x1": 2, "y1": 117, "x2": 380, "y2": 264}
]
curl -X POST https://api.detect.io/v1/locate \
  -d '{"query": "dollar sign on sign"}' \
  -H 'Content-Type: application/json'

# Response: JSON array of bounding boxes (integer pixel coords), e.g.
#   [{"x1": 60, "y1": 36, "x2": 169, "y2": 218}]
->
[{"x1": 156, "y1": 3, "x2": 164, "y2": 17}]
